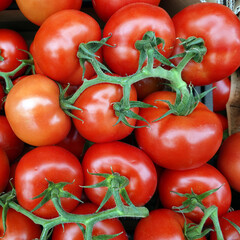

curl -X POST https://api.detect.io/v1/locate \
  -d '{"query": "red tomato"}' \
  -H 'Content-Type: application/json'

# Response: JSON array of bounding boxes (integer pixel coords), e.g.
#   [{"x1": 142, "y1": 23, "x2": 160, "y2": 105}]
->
[
  {"x1": 217, "y1": 132, "x2": 240, "y2": 192},
  {"x1": 82, "y1": 141, "x2": 157, "y2": 209},
  {"x1": 5, "y1": 161, "x2": 18, "y2": 192},
  {"x1": 135, "y1": 91, "x2": 223, "y2": 170},
  {"x1": 215, "y1": 113, "x2": 228, "y2": 131},
  {"x1": 72, "y1": 83, "x2": 138, "y2": 143},
  {"x1": 0, "y1": 147, "x2": 10, "y2": 192},
  {"x1": 93, "y1": 0, "x2": 160, "y2": 22},
  {"x1": 52, "y1": 202, "x2": 128, "y2": 240},
  {"x1": 0, "y1": 29, "x2": 28, "y2": 79},
  {"x1": 171, "y1": 3, "x2": 240, "y2": 86},
  {"x1": 15, "y1": 146, "x2": 83, "y2": 219},
  {"x1": 16, "y1": 0, "x2": 82, "y2": 26},
  {"x1": 0, "y1": 208, "x2": 42, "y2": 239},
  {"x1": 134, "y1": 208, "x2": 206, "y2": 240},
  {"x1": 0, "y1": 115, "x2": 24, "y2": 163},
  {"x1": 212, "y1": 78, "x2": 231, "y2": 112},
  {"x1": 158, "y1": 164, "x2": 232, "y2": 225},
  {"x1": 0, "y1": 0, "x2": 12, "y2": 11},
  {"x1": 210, "y1": 210, "x2": 240, "y2": 240},
  {"x1": 102, "y1": 3, "x2": 175, "y2": 76},
  {"x1": 5, "y1": 74, "x2": 71, "y2": 146},
  {"x1": 33, "y1": 10, "x2": 102, "y2": 85}
]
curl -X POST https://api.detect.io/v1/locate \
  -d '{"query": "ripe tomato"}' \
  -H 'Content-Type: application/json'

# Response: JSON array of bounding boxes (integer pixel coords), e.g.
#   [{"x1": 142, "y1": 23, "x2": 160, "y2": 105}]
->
[
  {"x1": 0, "y1": 0, "x2": 12, "y2": 11},
  {"x1": 16, "y1": 0, "x2": 82, "y2": 26},
  {"x1": 215, "y1": 113, "x2": 228, "y2": 131},
  {"x1": 15, "y1": 146, "x2": 83, "y2": 219},
  {"x1": 0, "y1": 29, "x2": 28, "y2": 79},
  {"x1": 217, "y1": 132, "x2": 240, "y2": 192},
  {"x1": 5, "y1": 74, "x2": 71, "y2": 146},
  {"x1": 212, "y1": 78, "x2": 231, "y2": 112},
  {"x1": 33, "y1": 10, "x2": 102, "y2": 85},
  {"x1": 171, "y1": 3, "x2": 240, "y2": 86},
  {"x1": 210, "y1": 210, "x2": 240, "y2": 240},
  {"x1": 0, "y1": 208, "x2": 42, "y2": 239},
  {"x1": 92, "y1": 0, "x2": 160, "y2": 22},
  {"x1": 102, "y1": 3, "x2": 175, "y2": 76},
  {"x1": 158, "y1": 164, "x2": 232, "y2": 225},
  {"x1": 0, "y1": 115, "x2": 24, "y2": 163},
  {"x1": 134, "y1": 208, "x2": 206, "y2": 240},
  {"x1": 135, "y1": 91, "x2": 223, "y2": 170},
  {"x1": 72, "y1": 83, "x2": 138, "y2": 143},
  {"x1": 0, "y1": 147, "x2": 10, "y2": 192},
  {"x1": 82, "y1": 141, "x2": 157, "y2": 209},
  {"x1": 52, "y1": 202, "x2": 128, "y2": 240}
]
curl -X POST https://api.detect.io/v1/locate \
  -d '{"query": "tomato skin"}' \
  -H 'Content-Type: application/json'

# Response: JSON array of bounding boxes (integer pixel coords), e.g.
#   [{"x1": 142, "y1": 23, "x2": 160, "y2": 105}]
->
[
  {"x1": 0, "y1": 0, "x2": 12, "y2": 11},
  {"x1": 212, "y1": 78, "x2": 231, "y2": 112},
  {"x1": 73, "y1": 83, "x2": 138, "y2": 143},
  {"x1": 0, "y1": 147, "x2": 10, "y2": 192},
  {"x1": 16, "y1": 0, "x2": 82, "y2": 26},
  {"x1": 171, "y1": 3, "x2": 240, "y2": 86},
  {"x1": 93, "y1": 0, "x2": 160, "y2": 22},
  {"x1": 0, "y1": 208, "x2": 42, "y2": 239},
  {"x1": 52, "y1": 203, "x2": 128, "y2": 240},
  {"x1": 158, "y1": 164, "x2": 232, "y2": 225},
  {"x1": 215, "y1": 113, "x2": 228, "y2": 131},
  {"x1": 5, "y1": 74, "x2": 71, "y2": 146},
  {"x1": 210, "y1": 210, "x2": 240, "y2": 240},
  {"x1": 102, "y1": 3, "x2": 175, "y2": 76},
  {"x1": 217, "y1": 132, "x2": 240, "y2": 192},
  {"x1": 33, "y1": 10, "x2": 102, "y2": 85},
  {"x1": 15, "y1": 146, "x2": 83, "y2": 219},
  {"x1": 135, "y1": 91, "x2": 223, "y2": 170},
  {"x1": 82, "y1": 141, "x2": 157, "y2": 209},
  {"x1": 0, "y1": 29, "x2": 28, "y2": 79},
  {"x1": 134, "y1": 208, "x2": 206, "y2": 240}
]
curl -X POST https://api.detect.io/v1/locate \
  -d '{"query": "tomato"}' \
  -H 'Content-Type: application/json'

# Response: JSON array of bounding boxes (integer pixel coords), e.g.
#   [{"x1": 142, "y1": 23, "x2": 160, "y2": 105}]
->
[
  {"x1": 102, "y1": 3, "x2": 175, "y2": 76},
  {"x1": 217, "y1": 132, "x2": 240, "y2": 192},
  {"x1": 52, "y1": 202, "x2": 128, "y2": 240},
  {"x1": 33, "y1": 10, "x2": 102, "y2": 85},
  {"x1": 82, "y1": 141, "x2": 157, "y2": 209},
  {"x1": 215, "y1": 113, "x2": 228, "y2": 131},
  {"x1": 93, "y1": 0, "x2": 160, "y2": 22},
  {"x1": 171, "y1": 3, "x2": 240, "y2": 86},
  {"x1": 0, "y1": 208, "x2": 42, "y2": 239},
  {"x1": 5, "y1": 74, "x2": 71, "y2": 146},
  {"x1": 16, "y1": 0, "x2": 82, "y2": 26},
  {"x1": 135, "y1": 91, "x2": 223, "y2": 170},
  {"x1": 5, "y1": 161, "x2": 18, "y2": 192},
  {"x1": 72, "y1": 83, "x2": 138, "y2": 143},
  {"x1": 212, "y1": 78, "x2": 231, "y2": 112},
  {"x1": 0, "y1": 147, "x2": 10, "y2": 192},
  {"x1": 0, "y1": 0, "x2": 12, "y2": 11},
  {"x1": 0, "y1": 29, "x2": 28, "y2": 79},
  {"x1": 134, "y1": 208, "x2": 206, "y2": 240},
  {"x1": 0, "y1": 115, "x2": 24, "y2": 163},
  {"x1": 0, "y1": 83, "x2": 5, "y2": 110},
  {"x1": 210, "y1": 210, "x2": 240, "y2": 240},
  {"x1": 15, "y1": 145, "x2": 83, "y2": 219},
  {"x1": 158, "y1": 163, "x2": 232, "y2": 225}
]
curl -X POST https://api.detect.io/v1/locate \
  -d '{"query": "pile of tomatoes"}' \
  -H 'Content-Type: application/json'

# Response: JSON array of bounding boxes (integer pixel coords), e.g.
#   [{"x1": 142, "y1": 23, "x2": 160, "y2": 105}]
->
[{"x1": 0, "y1": 0, "x2": 240, "y2": 239}]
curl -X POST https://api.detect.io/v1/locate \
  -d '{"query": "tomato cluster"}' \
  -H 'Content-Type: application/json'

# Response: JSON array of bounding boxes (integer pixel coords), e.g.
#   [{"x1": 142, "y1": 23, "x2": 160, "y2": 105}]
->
[{"x1": 0, "y1": 0, "x2": 240, "y2": 239}]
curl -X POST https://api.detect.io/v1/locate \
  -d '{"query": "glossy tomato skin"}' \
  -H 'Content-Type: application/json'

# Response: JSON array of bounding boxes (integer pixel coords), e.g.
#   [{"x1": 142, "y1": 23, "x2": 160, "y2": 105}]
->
[
  {"x1": 15, "y1": 146, "x2": 83, "y2": 219},
  {"x1": 93, "y1": 0, "x2": 160, "y2": 22},
  {"x1": 103, "y1": 3, "x2": 175, "y2": 76},
  {"x1": 0, "y1": 29, "x2": 28, "y2": 79},
  {"x1": 0, "y1": 147, "x2": 10, "y2": 192},
  {"x1": 158, "y1": 164, "x2": 232, "y2": 225},
  {"x1": 0, "y1": 115, "x2": 24, "y2": 163},
  {"x1": 135, "y1": 91, "x2": 223, "y2": 170},
  {"x1": 134, "y1": 208, "x2": 206, "y2": 240},
  {"x1": 210, "y1": 210, "x2": 240, "y2": 240},
  {"x1": 52, "y1": 203, "x2": 128, "y2": 240},
  {"x1": 16, "y1": 0, "x2": 82, "y2": 26},
  {"x1": 33, "y1": 10, "x2": 102, "y2": 85},
  {"x1": 0, "y1": 208, "x2": 42, "y2": 239},
  {"x1": 73, "y1": 83, "x2": 138, "y2": 143},
  {"x1": 5, "y1": 74, "x2": 71, "y2": 146},
  {"x1": 217, "y1": 132, "x2": 240, "y2": 192},
  {"x1": 0, "y1": 0, "x2": 12, "y2": 11},
  {"x1": 82, "y1": 141, "x2": 157, "y2": 209},
  {"x1": 171, "y1": 3, "x2": 240, "y2": 86}
]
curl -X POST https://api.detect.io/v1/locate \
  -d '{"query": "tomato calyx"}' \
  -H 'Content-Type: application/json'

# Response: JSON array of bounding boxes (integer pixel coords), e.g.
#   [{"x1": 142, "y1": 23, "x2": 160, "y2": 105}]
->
[{"x1": 0, "y1": 49, "x2": 4, "y2": 62}]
